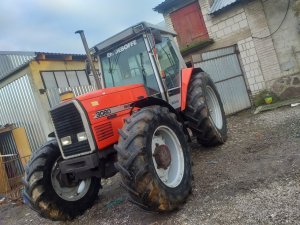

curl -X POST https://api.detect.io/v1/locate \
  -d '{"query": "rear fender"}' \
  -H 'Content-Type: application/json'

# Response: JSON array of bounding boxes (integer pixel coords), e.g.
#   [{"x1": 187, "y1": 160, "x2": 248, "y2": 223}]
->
[{"x1": 181, "y1": 68, "x2": 203, "y2": 111}]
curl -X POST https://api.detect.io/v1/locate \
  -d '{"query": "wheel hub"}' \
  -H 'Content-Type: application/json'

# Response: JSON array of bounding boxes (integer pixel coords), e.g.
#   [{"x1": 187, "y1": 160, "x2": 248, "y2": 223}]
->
[
  {"x1": 56, "y1": 172, "x2": 77, "y2": 188},
  {"x1": 151, "y1": 125, "x2": 185, "y2": 188},
  {"x1": 51, "y1": 158, "x2": 92, "y2": 201},
  {"x1": 153, "y1": 144, "x2": 172, "y2": 170}
]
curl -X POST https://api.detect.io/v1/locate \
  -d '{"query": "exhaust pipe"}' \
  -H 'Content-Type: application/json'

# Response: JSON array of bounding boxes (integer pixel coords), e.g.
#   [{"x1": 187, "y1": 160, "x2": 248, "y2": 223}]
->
[{"x1": 75, "y1": 30, "x2": 102, "y2": 90}]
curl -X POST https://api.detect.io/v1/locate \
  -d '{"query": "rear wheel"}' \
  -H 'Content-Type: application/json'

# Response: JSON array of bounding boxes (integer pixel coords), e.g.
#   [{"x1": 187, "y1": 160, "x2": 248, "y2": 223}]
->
[
  {"x1": 184, "y1": 72, "x2": 227, "y2": 146},
  {"x1": 23, "y1": 140, "x2": 100, "y2": 221},
  {"x1": 115, "y1": 106, "x2": 192, "y2": 211}
]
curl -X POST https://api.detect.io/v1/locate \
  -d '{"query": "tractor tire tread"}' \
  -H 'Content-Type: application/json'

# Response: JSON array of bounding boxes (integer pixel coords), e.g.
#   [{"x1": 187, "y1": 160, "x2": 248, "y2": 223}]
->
[
  {"x1": 184, "y1": 72, "x2": 227, "y2": 146},
  {"x1": 115, "y1": 106, "x2": 192, "y2": 212},
  {"x1": 23, "y1": 140, "x2": 100, "y2": 221}
]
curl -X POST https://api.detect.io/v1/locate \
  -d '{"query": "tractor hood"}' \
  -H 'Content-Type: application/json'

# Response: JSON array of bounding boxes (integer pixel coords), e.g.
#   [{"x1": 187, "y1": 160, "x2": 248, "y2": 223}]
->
[
  {"x1": 77, "y1": 84, "x2": 145, "y2": 101},
  {"x1": 76, "y1": 84, "x2": 147, "y2": 125}
]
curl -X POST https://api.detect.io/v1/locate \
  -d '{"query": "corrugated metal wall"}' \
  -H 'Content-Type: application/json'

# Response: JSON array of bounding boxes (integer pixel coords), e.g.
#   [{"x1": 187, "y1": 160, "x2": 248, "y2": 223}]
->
[
  {"x1": 0, "y1": 52, "x2": 35, "y2": 80},
  {"x1": 210, "y1": 0, "x2": 241, "y2": 14},
  {"x1": 0, "y1": 75, "x2": 47, "y2": 151},
  {"x1": 194, "y1": 46, "x2": 251, "y2": 115}
]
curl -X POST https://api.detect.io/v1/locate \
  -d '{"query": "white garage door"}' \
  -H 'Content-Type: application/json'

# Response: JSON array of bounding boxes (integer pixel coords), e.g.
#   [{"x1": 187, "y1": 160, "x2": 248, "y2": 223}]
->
[{"x1": 194, "y1": 45, "x2": 251, "y2": 115}]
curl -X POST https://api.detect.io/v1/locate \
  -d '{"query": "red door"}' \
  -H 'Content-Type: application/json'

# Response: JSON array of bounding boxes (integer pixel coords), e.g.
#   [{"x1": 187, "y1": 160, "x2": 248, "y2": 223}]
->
[{"x1": 170, "y1": 2, "x2": 209, "y2": 48}]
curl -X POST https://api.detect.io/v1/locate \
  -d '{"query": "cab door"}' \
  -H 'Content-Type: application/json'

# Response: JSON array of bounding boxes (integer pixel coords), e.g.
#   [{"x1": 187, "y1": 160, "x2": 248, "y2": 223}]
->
[{"x1": 155, "y1": 36, "x2": 184, "y2": 109}]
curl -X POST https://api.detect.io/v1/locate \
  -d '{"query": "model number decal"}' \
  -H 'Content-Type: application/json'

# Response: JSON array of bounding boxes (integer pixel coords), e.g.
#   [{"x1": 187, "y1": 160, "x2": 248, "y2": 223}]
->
[
  {"x1": 94, "y1": 109, "x2": 112, "y2": 119},
  {"x1": 94, "y1": 103, "x2": 134, "y2": 119}
]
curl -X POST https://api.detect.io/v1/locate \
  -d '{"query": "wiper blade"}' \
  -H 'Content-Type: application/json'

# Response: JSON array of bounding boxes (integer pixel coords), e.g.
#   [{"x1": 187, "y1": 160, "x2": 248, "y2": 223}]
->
[
  {"x1": 108, "y1": 57, "x2": 115, "y2": 86},
  {"x1": 139, "y1": 52, "x2": 147, "y2": 87}
]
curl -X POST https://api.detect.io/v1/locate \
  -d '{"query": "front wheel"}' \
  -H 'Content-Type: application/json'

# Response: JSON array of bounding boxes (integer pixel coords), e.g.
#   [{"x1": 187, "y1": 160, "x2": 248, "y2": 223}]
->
[
  {"x1": 115, "y1": 106, "x2": 192, "y2": 211},
  {"x1": 23, "y1": 140, "x2": 100, "y2": 221}
]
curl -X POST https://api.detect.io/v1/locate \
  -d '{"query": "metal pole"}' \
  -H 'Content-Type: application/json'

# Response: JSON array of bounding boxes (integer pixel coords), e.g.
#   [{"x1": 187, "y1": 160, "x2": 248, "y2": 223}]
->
[{"x1": 75, "y1": 30, "x2": 102, "y2": 89}]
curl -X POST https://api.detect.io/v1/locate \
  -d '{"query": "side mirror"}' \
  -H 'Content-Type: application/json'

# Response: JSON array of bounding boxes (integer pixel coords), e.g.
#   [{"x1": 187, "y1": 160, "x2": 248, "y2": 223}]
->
[
  {"x1": 85, "y1": 59, "x2": 91, "y2": 75},
  {"x1": 152, "y1": 29, "x2": 162, "y2": 44}
]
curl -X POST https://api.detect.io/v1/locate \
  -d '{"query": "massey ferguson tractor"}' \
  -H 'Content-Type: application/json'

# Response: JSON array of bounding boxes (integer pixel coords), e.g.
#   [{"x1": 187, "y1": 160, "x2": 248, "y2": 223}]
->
[{"x1": 23, "y1": 22, "x2": 227, "y2": 220}]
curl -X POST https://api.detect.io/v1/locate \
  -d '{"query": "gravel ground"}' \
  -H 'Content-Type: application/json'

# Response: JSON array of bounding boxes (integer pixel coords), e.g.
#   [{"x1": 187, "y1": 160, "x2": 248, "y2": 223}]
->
[{"x1": 1, "y1": 106, "x2": 300, "y2": 225}]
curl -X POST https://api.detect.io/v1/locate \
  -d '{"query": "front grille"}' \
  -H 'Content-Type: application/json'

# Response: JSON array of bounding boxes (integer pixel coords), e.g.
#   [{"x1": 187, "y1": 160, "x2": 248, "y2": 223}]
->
[
  {"x1": 50, "y1": 102, "x2": 91, "y2": 157},
  {"x1": 95, "y1": 122, "x2": 114, "y2": 141}
]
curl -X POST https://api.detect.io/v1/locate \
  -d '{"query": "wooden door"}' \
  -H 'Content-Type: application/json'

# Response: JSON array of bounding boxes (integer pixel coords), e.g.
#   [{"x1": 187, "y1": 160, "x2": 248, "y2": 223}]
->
[{"x1": 170, "y1": 2, "x2": 209, "y2": 48}]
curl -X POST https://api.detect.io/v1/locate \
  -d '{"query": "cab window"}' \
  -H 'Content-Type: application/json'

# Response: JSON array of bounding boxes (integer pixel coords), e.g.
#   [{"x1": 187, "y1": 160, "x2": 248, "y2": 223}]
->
[{"x1": 155, "y1": 37, "x2": 180, "y2": 89}]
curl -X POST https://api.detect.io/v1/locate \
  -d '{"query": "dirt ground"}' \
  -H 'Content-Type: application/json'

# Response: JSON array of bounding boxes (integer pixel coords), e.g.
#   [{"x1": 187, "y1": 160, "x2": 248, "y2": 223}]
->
[{"x1": 1, "y1": 106, "x2": 300, "y2": 225}]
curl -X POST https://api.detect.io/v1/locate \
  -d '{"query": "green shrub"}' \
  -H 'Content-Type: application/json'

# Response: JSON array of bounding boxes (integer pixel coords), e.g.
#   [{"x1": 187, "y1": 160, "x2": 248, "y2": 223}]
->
[{"x1": 253, "y1": 90, "x2": 280, "y2": 107}]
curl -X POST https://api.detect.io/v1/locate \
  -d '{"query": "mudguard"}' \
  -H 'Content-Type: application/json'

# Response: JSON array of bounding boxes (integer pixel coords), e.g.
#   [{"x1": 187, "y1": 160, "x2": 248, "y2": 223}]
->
[{"x1": 181, "y1": 68, "x2": 202, "y2": 111}]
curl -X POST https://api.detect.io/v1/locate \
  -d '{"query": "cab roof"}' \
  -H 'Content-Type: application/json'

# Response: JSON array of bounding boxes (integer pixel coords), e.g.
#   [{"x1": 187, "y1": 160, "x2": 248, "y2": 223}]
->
[{"x1": 91, "y1": 22, "x2": 176, "y2": 55}]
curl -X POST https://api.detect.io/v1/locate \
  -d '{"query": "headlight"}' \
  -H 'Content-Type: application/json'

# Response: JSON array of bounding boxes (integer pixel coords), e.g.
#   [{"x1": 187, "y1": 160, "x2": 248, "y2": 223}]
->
[
  {"x1": 77, "y1": 132, "x2": 87, "y2": 142},
  {"x1": 61, "y1": 136, "x2": 72, "y2": 146}
]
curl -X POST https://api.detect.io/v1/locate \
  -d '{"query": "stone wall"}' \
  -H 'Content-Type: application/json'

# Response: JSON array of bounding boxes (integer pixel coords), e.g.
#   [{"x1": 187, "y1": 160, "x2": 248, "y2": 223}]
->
[{"x1": 272, "y1": 74, "x2": 300, "y2": 98}]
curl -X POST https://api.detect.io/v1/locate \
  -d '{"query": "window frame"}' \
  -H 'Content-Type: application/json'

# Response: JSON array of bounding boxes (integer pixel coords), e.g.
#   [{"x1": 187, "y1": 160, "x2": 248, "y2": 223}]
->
[{"x1": 40, "y1": 70, "x2": 91, "y2": 90}]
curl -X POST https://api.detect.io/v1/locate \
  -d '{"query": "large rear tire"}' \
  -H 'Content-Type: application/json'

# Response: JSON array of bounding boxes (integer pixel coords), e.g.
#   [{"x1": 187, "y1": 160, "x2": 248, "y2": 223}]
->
[
  {"x1": 115, "y1": 106, "x2": 192, "y2": 211},
  {"x1": 184, "y1": 72, "x2": 227, "y2": 146},
  {"x1": 23, "y1": 140, "x2": 100, "y2": 221}
]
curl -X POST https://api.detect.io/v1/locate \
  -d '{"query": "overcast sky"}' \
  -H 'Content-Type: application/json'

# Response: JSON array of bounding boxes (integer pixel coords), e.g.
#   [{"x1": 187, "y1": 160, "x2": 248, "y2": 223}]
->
[{"x1": 0, "y1": 0, "x2": 164, "y2": 54}]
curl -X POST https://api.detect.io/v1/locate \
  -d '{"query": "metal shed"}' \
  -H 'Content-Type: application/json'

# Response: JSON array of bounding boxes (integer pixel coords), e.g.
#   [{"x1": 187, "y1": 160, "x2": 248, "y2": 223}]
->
[{"x1": 0, "y1": 51, "x2": 95, "y2": 153}]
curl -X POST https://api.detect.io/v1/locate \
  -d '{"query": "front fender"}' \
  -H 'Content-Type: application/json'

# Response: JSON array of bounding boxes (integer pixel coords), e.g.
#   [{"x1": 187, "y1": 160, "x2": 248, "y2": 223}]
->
[{"x1": 131, "y1": 96, "x2": 178, "y2": 115}]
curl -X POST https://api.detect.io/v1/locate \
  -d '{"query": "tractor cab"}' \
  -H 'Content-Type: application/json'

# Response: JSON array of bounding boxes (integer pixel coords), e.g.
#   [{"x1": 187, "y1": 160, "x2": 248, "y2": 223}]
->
[{"x1": 91, "y1": 22, "x2": 186, "y2": 109}]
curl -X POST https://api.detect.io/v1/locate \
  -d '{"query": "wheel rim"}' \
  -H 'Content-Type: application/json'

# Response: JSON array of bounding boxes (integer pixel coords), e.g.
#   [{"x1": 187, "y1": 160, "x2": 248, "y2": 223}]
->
[
  {"x1": 206, "y1": 86, "x2": 223, "y2": 130},
  {"x1": 151, "y1": 125, "x2": 184, "y2": 188},
  {"x1": 51, "y1": 158, "x2": 91, "y2": 201}
]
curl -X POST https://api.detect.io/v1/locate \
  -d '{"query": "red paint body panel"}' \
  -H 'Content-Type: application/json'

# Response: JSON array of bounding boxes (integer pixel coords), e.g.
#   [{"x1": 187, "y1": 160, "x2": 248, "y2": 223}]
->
[
  {"x1": 170, "y1": 2, "x2": 209, "y2": 48},
  {"x1": 181, "y1": 68, "x2": 193, "y2": 111},
  {"x1": 76, "y1": 84, "x2": 147, "y2": 150},
  {"x1": 77, "y1": 84, "x2": 144, "y2": 102}
]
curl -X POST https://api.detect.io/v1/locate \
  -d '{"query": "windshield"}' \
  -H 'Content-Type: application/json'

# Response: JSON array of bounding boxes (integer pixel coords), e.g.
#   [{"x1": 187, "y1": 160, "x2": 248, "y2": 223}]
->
[{"x1": 100, "y1": 36, "x2": 160, "y2": 95}]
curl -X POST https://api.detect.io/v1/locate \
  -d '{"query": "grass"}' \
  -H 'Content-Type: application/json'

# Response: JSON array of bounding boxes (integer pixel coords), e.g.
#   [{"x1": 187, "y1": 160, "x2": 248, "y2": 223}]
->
[
  {"x1": 253, "y1": 90, "x2": 281, "y2": 107},
  {"x1": 180, "y1": 39, "x2": 214, "y2": 56}
]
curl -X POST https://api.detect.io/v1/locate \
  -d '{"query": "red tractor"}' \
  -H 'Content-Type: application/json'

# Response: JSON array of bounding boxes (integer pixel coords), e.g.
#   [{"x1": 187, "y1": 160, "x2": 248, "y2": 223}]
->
[{"x1": 23, "y1": 22, "x2": 227, "y2": 220}]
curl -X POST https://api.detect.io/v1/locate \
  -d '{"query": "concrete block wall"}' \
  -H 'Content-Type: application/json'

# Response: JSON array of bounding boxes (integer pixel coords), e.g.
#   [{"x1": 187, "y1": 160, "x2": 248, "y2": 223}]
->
[
  {"x1": 161, "y1": 0, "x2": 295, "y2": 96},
  {"x1": 244, "y1": 0, "x2": 282, "y2": 84},
  {"x1": 237, "y1": 37, "x2": 265, "y2": 93},
  {"x1": 164, "y1": 14, "x2": 175, "y2": 32},
  {"x1": 198, "y1": 0, "x2": 251, "y2": 48},
  {"x1": 163, "y1": 14, "x2": 179, "y2": 46},
  {"x1": 198, "y1": 0, "x2": 267, "y2": 94},
  {"x1": 200, "y1": 2, "x2": 248, "y2": 41},
  {"x1": 197, "y1": 0, "x2": 290, "y2": 95}
]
